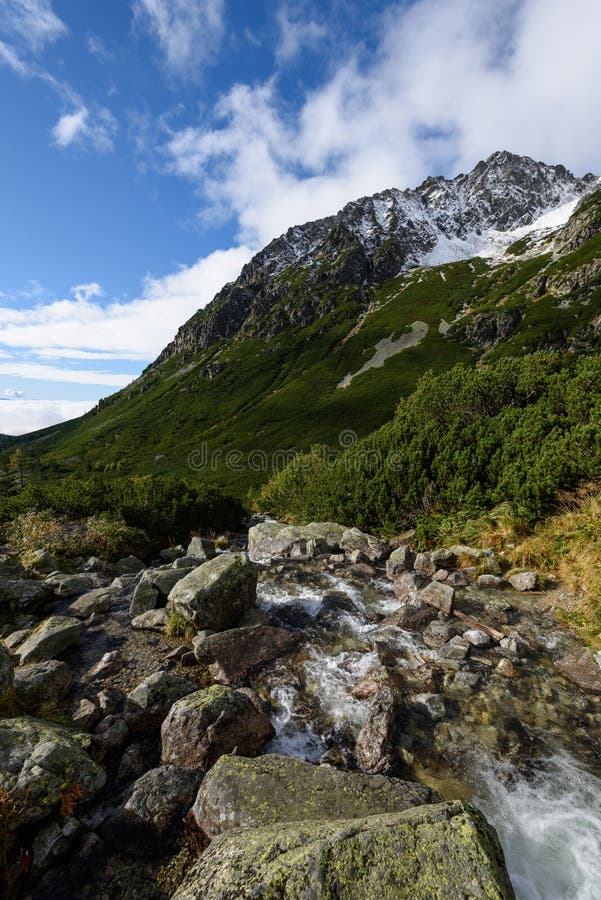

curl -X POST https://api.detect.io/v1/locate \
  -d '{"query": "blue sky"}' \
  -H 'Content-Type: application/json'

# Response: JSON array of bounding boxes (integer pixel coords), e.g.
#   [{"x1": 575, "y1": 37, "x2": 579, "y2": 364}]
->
[{"x1": 1, "y1": 0, "x2": 600, "y2": 434}]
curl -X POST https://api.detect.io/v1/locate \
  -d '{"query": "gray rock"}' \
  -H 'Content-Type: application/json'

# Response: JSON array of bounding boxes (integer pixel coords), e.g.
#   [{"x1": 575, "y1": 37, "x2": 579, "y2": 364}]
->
[
  {"x1": 508, "y1": 571, "x2": 538, "y2": 592},
  {"x1": 129, "y1": 571, "x2": 160, "y2": 618},
  {"x1": 478, "y1": 574, "x2": 503, "y2": 589},
  {"x1": 124, "y1": 671, "x2": 196, "y2": 730},
  {"x1": 499, "y1": 632, "x2": 534, "y2": 657},
  {"x1": 412, "y1": 692, "x2": 447, "y2": 721},
  {"x1": 159, "y1": 545, "x2": 186, "y2": 563},
  {"x1": 187, "y1": 536, "x2": 216, "y2": 561},
  {"x1": 0, "y1": 716, "x2": 105, "y2": 825},
  {"x1": 44, "y1": 573, "x2": 95, "y2": 598},
  {"x1": 95, "y1": 715, "x2": 128, "y2": 752},
  {"x1": 414, "y1": 552, "x2": 436, "y2": 576},
  {"x1": 173, "y1": 555, "x2": 203, "y2": 569},
  {"x1": 431, "y1": 548, "x2": 458, "y2": 569},
  {"x1": 0, "y1": 642, "x2": 13, "y2": 696},
  {"x1": 392, "y1": 572, "x2": 425, "y2": 601},
  {"x1": 25, "y1": 549, "x2": 59, "y2": 575},
  {"x1": 432, "y1": 568, "x2": 449, "y2": 582},
  {"x1": 418, "y1": 581, "x2": 454, "y2": 614},
  {"x1": 422, "y1": 619, "x2": 453, "y2": 650},
  {"x1": 385, "y1": 545, "x2": 415, "y2": 579},
  {"x1": 115, "y1": 556, "x2": 146, "y2": 575},
  {"x1": 248, "y1": 521, "x2": 346, "y2": 563},
  {"x1": 464, "y1": 628, "x2": 491, "y2": 647},
  {"x1": 340, "y1": 528, "x2": 390, "y2": 562},
  {"x1": 72, "y1": 698, "x2": 100, "y2": 730},
  {"x1": 79, "y1": 556, "x2": 119, "y2": 577},
  {"x1": 168, "y1": 552, "x2": 257, "y2": 632},
  {"x1": 193, "y1": 754, "x2": 438, "y2": 838},
  {"x1": 32, "y1": 816, "x2": 84, "y2": 872},
  {"x1": 131, "y1": 608, "x2": 170, "y2": 630},
  {"x1": 445, "y1": 571, "x2": 472, "y2": 587},
  {"x1": 161, "y1": 684, "x2": 274, "y2": 769},
  {"x1": 355, "y1": 687, "x2": 400, "y2": 775},
  {"x1": 13, "y1": 660, "x2": 72, "y2": 709},
  {"x1": 448, "y1": 671, "x2": 481, "y2": 697},
  {"x1": 67, "y1": 587, "x2": 113, "y2": 619},
  {"x1": 85, "y1": 649, "x2": 124, "y2": 680},
  {"x1": 440, "y1": 635, "x2": 469, "y2": 660},
  {"x1": 3, "y1": 628, "x2": 32, "y2": 650},
  {"x1": 192, "y1": 625, "x2": 300, "y2": 684},
  {"x1": 17, "y1": 616, "x2": 82, "y2": 665},
  {"x1": 449, "y1": 544, "x2": 483, "y2": 562},
  {"x1": 555, "y1": 649, "x2": 601, "y2": 693},
  {"x1": 0, "y1": 576, "x2": 51, "y2": 612},
  {"x1": 153, "y1": 567, "x2": 192, "y2": 598}
]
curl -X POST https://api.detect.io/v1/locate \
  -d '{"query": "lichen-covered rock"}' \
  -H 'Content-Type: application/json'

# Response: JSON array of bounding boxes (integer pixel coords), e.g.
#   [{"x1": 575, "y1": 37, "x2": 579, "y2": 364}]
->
[
  {"x1": 17, "y1": 616, "x2": 83, "y2": 665},
  {"x1": 192, "y1": 754, "x2": 438, "y2": 838},
  {"x1": 67, "y1": 587, "x2": 113, "y2": 619},
  {"x1": 104, "y1": 766, "x2": 203, "y2": 855},
  {"x1": 13, "y1": 660, "x2": 72, "y2": 710},
  {"x1": 248, "y1": 521, "x2": 346, "y2": 563},
  {"x1": 44, "y1": 573, "x2": 95, "y2": 598},
  {"x1": 192, "y1": 625, "x2": 300, "y2": 684},
  {"x1": 0, "y1": 642, "x2": 14, "y2": 696},
  {"x1": 161, "y1": 685, "x2": 274, "y2": 769},
  {"x1": 168, "y1": 553, "x2": 258, "y2": 632},
  {"x1": 124, "y1": 671, "x2": 196, "y2": 730},
  {"x1": 0, "y1": 716, "x2": 106, "y2": 825},
  {"x1": 340, "y1": 528, "x2": 390, "y2": 563},
  {"x1": 175, "y1": 802, "x2": 515, "y2": 900}
]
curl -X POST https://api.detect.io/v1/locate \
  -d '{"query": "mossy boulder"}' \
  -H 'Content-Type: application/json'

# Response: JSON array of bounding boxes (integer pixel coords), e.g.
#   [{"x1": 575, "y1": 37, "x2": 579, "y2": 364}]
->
[
  {"x1": 192, "y1": 754, "x2": 439, "y2": 839},
  {"x1": 17, "y1": 616, "x2": 83, "y2": 665},
  {"x1": 161, "y1": 685, "x2": 274, "y2": 768},
  {"x1": 0, "y1": 716, "x2": 106, "y2": 826},
  {"x1": 168, "y1": 553, "x2": 258, "y2": 632},
  {"x1": 173, "y1": 801, "x2": 515, "y2": 899}
]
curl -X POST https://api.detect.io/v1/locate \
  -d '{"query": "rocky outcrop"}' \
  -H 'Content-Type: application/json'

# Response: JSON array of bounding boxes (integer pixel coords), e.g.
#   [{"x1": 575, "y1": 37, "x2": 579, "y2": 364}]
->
[
  {"x1": 174, "y1": 802, "x2": 515, "y2": 900},
  {"x1": 248, "y1": 521, "x2": 346, "y2": 563},
  {"x1": 17, "y1": 616, "x2": 83, "y2": 665},
  {"x1": 168, "y1": 553, "x2": 258, "y2": 631},
  {"x1": 192, "y1": 625, "x2": 300, "y2": 684},
  {"x1": 161, "y1": 685, "x2": 274, "y2": 768},
  {"x1": 191, "y1": 753, "x2": 439, "y2": 838}
]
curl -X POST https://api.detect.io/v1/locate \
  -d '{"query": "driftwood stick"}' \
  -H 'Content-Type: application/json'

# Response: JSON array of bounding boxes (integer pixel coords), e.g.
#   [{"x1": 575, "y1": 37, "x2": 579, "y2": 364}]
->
[{"x1": 452, "y1": 609, "x2": 504, "y2": 642}]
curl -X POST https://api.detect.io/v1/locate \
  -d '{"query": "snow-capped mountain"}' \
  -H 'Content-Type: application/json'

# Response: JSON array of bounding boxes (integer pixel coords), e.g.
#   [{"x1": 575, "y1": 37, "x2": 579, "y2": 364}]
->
[{"x1": 154, "y1": 152, "x2": 597, "y2": 365}]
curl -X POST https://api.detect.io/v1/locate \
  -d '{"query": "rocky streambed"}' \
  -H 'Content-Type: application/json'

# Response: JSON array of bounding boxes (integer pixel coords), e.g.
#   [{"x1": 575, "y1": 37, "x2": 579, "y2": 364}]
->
[{"x1": 1, "y1": 521, "x2": 600, "y2": 899}]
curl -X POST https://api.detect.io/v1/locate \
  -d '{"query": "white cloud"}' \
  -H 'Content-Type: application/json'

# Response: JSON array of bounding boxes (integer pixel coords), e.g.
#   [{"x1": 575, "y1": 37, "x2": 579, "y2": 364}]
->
[
  {"x1": 0, "y1": 36, "x2": 27, "y2": 72},
  {"x1": 133, "y1": 0, "x2": 225, "y2": 80},
  {"x1": 165, "y1": 0, "x2": 601, "y2": 250},
  {"x1": 0, "y1": 245, "x2": 252, "y2": 360},
  {"x1": 72, "y1": 282, "x2": 104, "y2": 303},
  {"x1": 0, "y1": 399, "x2": 95, "y2": 436},
  {"x1": 0, "y1": 0, "x2": 67, "y2": 52},
  {"x1": 86, "y1": 34, "x2": 112, "y2": 60},
  {"x1": 0, "y1": 362, "x2": 133, "y2": 386},
  {"x1": 52, "y1": 106, "x2": 117, "y2": 152},
  {"x1": 2, "y1": 388, "x2": 24, "y2": 397},
  {"x1": 275, "y1": 6, "x2": 327, "y2": 63}
]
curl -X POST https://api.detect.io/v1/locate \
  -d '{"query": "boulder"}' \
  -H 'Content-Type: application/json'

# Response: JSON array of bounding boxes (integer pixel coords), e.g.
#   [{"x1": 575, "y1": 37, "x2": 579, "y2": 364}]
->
[
  {"x1": 386, "y1": 545, "x2": 415, "y2": 579},
  {"x1": 79, "y1": 557, "x2": 119, "y2": 577},
  {"x1": 13, "y1": 660, "x2": 72, "y2": 709},
  {"x1": 187, "y1": 536, "x2": 216, "y2": 561},
  {"x1": 72, "y1": 698, "x2": 100, "y2": 730},
  {"x1": 0, "y1": 716, "x2": 106, "y2": 825},
  {"x1": 24, "y1": 549, "x2": 59, "y2": 575},
  {"x1": 115, "y1": 556, "x2": 146, "y2": 575},
  {"x1": 422, "y1": 619, "x2": 453, "y2": 650},
  {"x1": 124, "y1": 671, "x2": 196, "y2": 730},
  {"x1": 340, "y1": 528, "x2": 390, "y2": 563},
  {"x1": 0, "y1": 642, "x2": 14, "y2": 696},
  {"x1": 192, "y1": 625, "x2": 300, "y2": 684},
  {"x1": 105, "y1": 766, "x2": 203, "y2": 855},
  {"x1": 3, "y1": 628, "x2": 32, "y2": 650},
  {"x1": 32, "y1": 816, "x2": 84, "y2": 873},
  {"x1": 153, "y1": 567, "x2": 192, "y2": 598},
  {"x1": 413, "y1": 552, "x2": 436, "y2": 576},
  {"x1": 174, "y1": 802, "x2": 515, "y2": 900},
  {"x1": 430, "y1": 548, "x2": 458, "y2": 569},
  {"x1": 17, "y1": 616, "x2": 82, "y2": 665},
  {"x1": 412, "y1": 693, "x2": 447, "y2": 721},
  {"x1": 555, "y1": 649, "x2": 601, "y2": 694},
  {"x1": 477, "y1": 574, "x2": 503, "y2": 589},
  {"x1": 464, "y1": 628, "x2": 491, "y2": 647},
  {"x1": 129, "y1": 571, "x2": 159, "y2": 618},
  {"x1": 0, "y1": 576, "x2": 51, "y2": 613},
  {"x1": 192, "y1": 753, "x2": 438, "y2": 838},
  {"x1": 44, "y1": 573, "x2": 95, "y2": 598},
  {"x1": 67, "y1": 587, "x2": 113, "y2": 619},
  {"x1": 85, "y1": 649, "x2": 125, "y2": 680},
  {"x1": 418, "y1": 581, "x2": 454, "y2": 615},
  {"x1": 248, "y1": 521, "x2": 346, "y2": 563},
  {"x1": 508, "y1": 571, "x2": 538, "y2": 592},
  {"x1": 159, "y1": 545, "x2": 186, "y2": 563},
  {"x1": 94, "y1": 715, "x2": 128, "y2": 753},
  {"x1": 131, "y1": 608, "x2": 170, "y2": 630},
  {"x1": 355, "y1": 687, "x2": 400, "y2": 775},
  {"x1": 168, "y1": 553, "x2": 257, "y2": 632},
  {"x1": 391, "y1": 572, "x2": 425, "y2": 601},
  {"x1": 174, "y1": 556, "x2": 203, "y2": 569},
  {"x1": 446, "y1": 571, "x2": 472, "y2": 587},
  {"x1": 161, "y1": 685, "x2": 274, "y2": 769}
]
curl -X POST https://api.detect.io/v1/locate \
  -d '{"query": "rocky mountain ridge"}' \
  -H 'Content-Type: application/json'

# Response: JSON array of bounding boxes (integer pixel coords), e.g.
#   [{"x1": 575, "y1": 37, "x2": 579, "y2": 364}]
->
[{"x1": 154, "y1": 151, "x2": 597, "y2": 366}]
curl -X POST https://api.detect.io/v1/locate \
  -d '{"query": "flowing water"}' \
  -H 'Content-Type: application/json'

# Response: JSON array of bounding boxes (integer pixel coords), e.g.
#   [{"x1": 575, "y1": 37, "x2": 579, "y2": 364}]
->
[{"x1": 256, "y1": 563, "x2": 601, "y2": 900}]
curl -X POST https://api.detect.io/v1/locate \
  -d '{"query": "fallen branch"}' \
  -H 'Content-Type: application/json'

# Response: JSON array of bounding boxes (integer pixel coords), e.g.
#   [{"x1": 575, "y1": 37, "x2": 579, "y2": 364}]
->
[{"x1": 452, "y1": 609, "x2": 504, "y2": 642}]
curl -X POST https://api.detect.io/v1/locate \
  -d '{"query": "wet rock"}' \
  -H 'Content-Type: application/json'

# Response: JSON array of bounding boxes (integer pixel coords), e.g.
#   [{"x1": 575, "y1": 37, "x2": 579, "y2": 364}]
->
[
  {"x1": 422, "y1": 619, "x2": 453, "y2": 650},
  {"x1": 412, "y1": 692, "x2": 447, "y2": 721},
  {"x1": 418, "y1": 581, "x2": 454, "y2": 615},
  {"x1": 555, "y1": 648, "x2": 601, "y2": 694},
  {"x1": 176, "y1": 802, "x2": 514, "y2": 900},
  {"x1": 32, "y1": 816, "x2": 84, "y2": 872},
  {"x1": 478, "y1": 574, "x2": 503, "y2": 589},
  {"x1": 124, "y1": 670, "x2": 196, "y2": 730},
  {"x1": 161, "y1": 684, "x2": 274, "y2": 768},
  {"x1": 191, "y1": 753, "x2": 438, "y2": 838},
  {"x1": 72, "y1": 698, "x2": 100, "y2": 730},
  {"x1": 187, "y1": 536, "x2": 216, "y2": 561},
  {"x1": 105, "y1": 766, "x2": 203, "y2": 855},
  {"x1": 131, "y1": 608, "x2": 170, "y2": 630},
  {"x1": 85, "y1": 649, "x2": 125, "y2": 680},
  {"x1": 17, "y1": 616, "x2": 82, "y2": 665},
  {"x1": 0, "y1": 716, "x2": 106, "y2": 825},
  {"x1": 440, "y1": 635, "x2": 469, "y2": 660},
  {"x1": 387, "y1": 599, "x2": 438, "y2": 631},
  {"x1": 448, "y1": 671, "x2": 481, "y2": 697},
  {"x1": 95, "y1": 715, "x2": 128, "y2": 753},
  {"x1": 44, "y1": 573, "x2": 95, "y2": 598},
  {"x1": 0, "y1": 642, "x2": 13, "y2": 695},
  {"x1": 13, "y1": 660, "x2": 72, "y2": 710},
  {"x1": 340, "y1": 528, "x2": 390, "y2": 563},
  {"x1": 414, "y1": 552, "x2": 436, "y2": 576},
  {"x1": 248, "y1": 521, "x2": 346, "y2": 563},
  {"x1": 496, "y1": 658, "x2": 519, "y2": 678},
  {"x1": 508, "y1": 571, "x2": 538, "y2": 592},
  {"x1": 192, "y1": 625, "x2": 300, "y2": 684},
  {"x1": 386, "y1": 545, "x2": 415, "y2": 579},
  {"x1": 0, "y1": 576, "x2": 51, "y2": 613},
  {"x1": 67, "y1": 587, "x2": 113, "y2": 619},
  {"x1": 464, "y1": 628, "x2": 491, "y2": 647},
  {"x1": 168, "y1": 553, "x2": 257, "y2": 632},
  {"x1": 500, "y1": 632, "x2": 534, "y2": 658},
  {"x1": 355, "y1": 687, "x2": 400, "y2": 774},
  {"x1": 116, "y1": 555, "x2": 146, "y2": 574}
]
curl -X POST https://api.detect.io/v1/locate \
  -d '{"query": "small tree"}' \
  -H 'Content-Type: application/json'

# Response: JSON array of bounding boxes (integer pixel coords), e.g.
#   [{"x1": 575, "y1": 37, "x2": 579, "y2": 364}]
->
[{"x1": 7, "y1": 449, "x2": 30, "y2": 492}]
